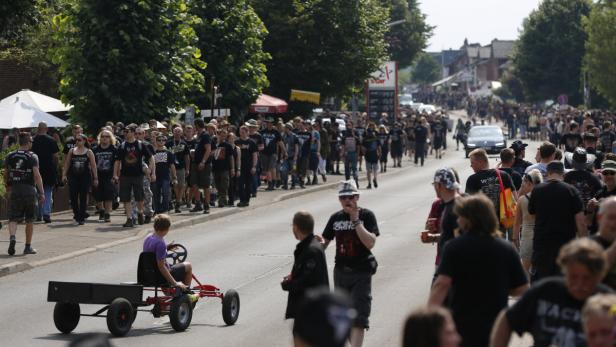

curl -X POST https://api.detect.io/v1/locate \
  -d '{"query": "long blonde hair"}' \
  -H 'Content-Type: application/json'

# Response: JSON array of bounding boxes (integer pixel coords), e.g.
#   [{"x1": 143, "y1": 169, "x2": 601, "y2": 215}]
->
[{"x1": 97, "y1": 129, "x2": 117, "y2": 146}]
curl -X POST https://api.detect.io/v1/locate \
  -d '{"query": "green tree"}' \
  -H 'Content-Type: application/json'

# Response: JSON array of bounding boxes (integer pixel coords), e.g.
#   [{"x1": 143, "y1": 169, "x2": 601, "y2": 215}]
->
[
  {"x1": 583, "y1": 0, "x2": 616, "y2": 107},
  {"x1": 411, "y1": 52, "x2": 440, "y2": 85},
  {"x1": 254, "y1": 0, "x2": 389, "y2": 111},
  {"x1": 191, "y1": 0, "x2": 270, "y2": 119},
  {"x1": 513, "y1": 0, "x2": 591, "y2": 105},
  {"x1": 0, "y1": 0, "x2": 38, "y2": 46},
  {"x1": 382, "y1": 0, "x2": 433, "y2": 69},
  {"x1": 53, "y1": 0, "x2": 205, "y2": 129}
]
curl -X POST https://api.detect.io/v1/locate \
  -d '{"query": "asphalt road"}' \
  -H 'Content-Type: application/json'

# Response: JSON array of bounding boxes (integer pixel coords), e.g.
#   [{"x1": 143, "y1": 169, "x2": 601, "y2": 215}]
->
[{"x1": 0, "y1": 137, "x2": 534, "y2": 347}]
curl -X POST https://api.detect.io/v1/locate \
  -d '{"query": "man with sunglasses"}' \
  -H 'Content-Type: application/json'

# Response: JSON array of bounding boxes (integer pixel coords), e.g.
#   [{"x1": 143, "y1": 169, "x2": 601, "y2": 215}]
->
[
  {"x1": 588, "y1": 160, "x2": 616, "y2": 234},
  {"x1": 114, "y1": 125, "x2": 155, "y2": 227},
  {"x1": 318, "y1": 180, "x2": 379, "y2": 347}
]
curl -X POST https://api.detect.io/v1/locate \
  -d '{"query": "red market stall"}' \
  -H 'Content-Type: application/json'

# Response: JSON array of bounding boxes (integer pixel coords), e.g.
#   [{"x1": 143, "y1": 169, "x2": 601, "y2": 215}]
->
[{"x1": 249, "y1": 94, "x2": 288, "y2": 114}]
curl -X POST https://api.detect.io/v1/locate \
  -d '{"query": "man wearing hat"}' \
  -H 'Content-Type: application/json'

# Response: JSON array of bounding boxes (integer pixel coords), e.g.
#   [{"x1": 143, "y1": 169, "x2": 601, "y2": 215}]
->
[
  {"x1": 319, "y1": 180, "x2": 379, "y2": 347},
  {"x1": 528, "y1": 161, "x2": 586, "y2": 281},
  {"x1": 583, "y1": 132, "x2": 604, "y2": 170},
  {"x1": 429, "y1": 168, "x2": 462, "y2": 269},
  {"x1": 510, "y1": 140, "x2": 532, "y2": 176}
]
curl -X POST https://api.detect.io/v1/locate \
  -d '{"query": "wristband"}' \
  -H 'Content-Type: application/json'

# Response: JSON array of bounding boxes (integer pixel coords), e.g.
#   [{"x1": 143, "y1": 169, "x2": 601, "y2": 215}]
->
[{"x1": 352, "y1": 220, "x2": 362, "y2": 227}]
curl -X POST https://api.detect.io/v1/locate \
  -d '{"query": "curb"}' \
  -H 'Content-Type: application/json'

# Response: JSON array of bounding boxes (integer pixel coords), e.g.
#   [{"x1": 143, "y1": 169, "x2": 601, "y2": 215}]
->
[{"x1": 0, "y1": 158, "x2": 417, "y2": 278}]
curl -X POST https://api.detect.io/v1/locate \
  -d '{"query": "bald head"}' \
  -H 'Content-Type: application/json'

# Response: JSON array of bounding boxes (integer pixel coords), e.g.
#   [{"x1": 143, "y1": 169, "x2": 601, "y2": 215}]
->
[
  {"x1": 599, "y1": 197, "x2": 616, "y2": 215},
  {"x1": 37, "y1": 122, "x2": 48, "y2": 134}
]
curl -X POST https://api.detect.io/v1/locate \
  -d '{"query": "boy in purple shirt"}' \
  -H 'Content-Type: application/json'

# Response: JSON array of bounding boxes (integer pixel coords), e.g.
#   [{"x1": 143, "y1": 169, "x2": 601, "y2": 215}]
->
[{"x1": 143, "y1": 214, "x2": 193, "y2": 290}]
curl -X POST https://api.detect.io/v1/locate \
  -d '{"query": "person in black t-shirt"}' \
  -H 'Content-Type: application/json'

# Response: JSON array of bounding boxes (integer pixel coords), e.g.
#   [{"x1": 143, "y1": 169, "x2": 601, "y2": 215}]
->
[
  {"x1": 413, "y1": 118, "x2": 429, "y2": 167},
  {"x1": 152, "y1": 135, "x2": 177, "y2": 214},
  {"x1": 260, "y1": 117, "x2": 285, "y2": 190},
  {"x1": 113, "y1": 125, "x2": 155, "y2": 227},
  {"x1": 588, "y1": 160, "x2": 616, "y2": 234},
  {"x1": 499, "y1": 148, "x2": 523, "y2": 191},
  {"x1": 361, "y1": 123, "x2": 381, "y2": 189},
  {"x1": 377, "y1": 125, "x2": 390, "y2": 173},
  {"x1": 529, "y1": 161, "x2": 586, "y2": 282},
  {"x1": 93, "y1": 129, "x2": 118, "y2": 222},
  {"x1": 510, "y1": 140, "x2": 532, "y2": 176},
  {"x1": 429, "y1": 194, "x2": 528, "y2": 347},
  {"x1": 31, "y1": 122, "x2": 59, "y2": 224},
  {"x1": 491, "y1": 238, "x2": 611, "y2": 347},
  {"x1": 389, "y1": 123, "x2": 405, "y2": 168},
  {"x1": 561, "y1": 123, "x2": 583, "y2": 153},
  {"x1": 166, "y1": 127, "x2": 190, "y2": 213},
  {"x1": 235, "y1": 126, "x2": 258, "y2": 207},
  {"x1": 429, "y1": 168, "x2": 462, "y2": 269},
  {"x1": 465, "y1": 149, "x2": 516, "y2": 217},
  {"x1": 212, "y1": 129, "x2": 235, "y2": 207},
  {"x1": 189, "y1": 119, "x2": 212, "y2": 213},
  {"x1": 296, "y1": 121, "x2": 313, "y2": 189},
  {"x1": 318, "y1": 180, "x2": 379, "y2": 344},
  {"x1": 564, "y1": 148, "x2": 602, "y2": 216}
]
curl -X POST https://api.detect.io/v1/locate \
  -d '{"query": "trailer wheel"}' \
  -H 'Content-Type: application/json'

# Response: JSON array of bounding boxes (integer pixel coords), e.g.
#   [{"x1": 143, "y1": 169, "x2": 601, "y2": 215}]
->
[
  {"x1": 170, "y1": 295, "x2": 193, "y2": 332},
  {"x1": 53, "y1": 302, "x2": 80, "y2": 334},
  {"x1": 222, "y1": 289, "x2": 240, "y2": 325},
  {"x1": 106, "y1": 298, "x2": 134, "y2": 337}
]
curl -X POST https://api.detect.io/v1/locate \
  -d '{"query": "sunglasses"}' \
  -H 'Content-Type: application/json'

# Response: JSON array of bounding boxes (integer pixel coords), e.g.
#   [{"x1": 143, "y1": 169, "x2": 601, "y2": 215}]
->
[
  {"x1": 339, "y1": 195, "x2": 357, "y2": 200},
  {"x1": 603, "y1": 171, "x2": 616, "y2": 176}
]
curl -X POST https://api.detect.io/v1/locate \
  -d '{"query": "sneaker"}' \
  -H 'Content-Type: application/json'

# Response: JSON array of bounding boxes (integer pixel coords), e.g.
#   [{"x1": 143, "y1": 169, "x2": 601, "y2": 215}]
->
[
  {"x1": 84, "y1": 212, "x2": 90, "y2": 220},
  {"x1": 123, "y1": 218, "x2": 134, "y2": 228},
  {"x1": 137, "y1": 213, "x2": 144, "y2": 225},
  {"x1": 290, "y1": 184, "x2": 295, "y2": 190},
  {"x1": 36, "y1": 216, "x2": 42, "y2": 222},
  {"x1": 367, "y1": 184, "x2": 372, "y2": 189},
  {"x1": 227, "y1": 200, "x2": 235, "y2": 207},
  {"x1": 321, "y1": 174, "x2": 327, "y2": 182},
  {"x1": 237, "y1": 201, "x2": 248, "y2": 207},
  {"x1": 251, "y1": 193, "x2": 257, "y2": 198},
  {"x1": 7, "y1": 239, "x2": 16, "y2": 256},
  {"x1": 23, "y1": 246, "x2": 37, "y2": 255},
  {"x1": 188, "y1": 293, "x2": 199, "y2": 309},
  {"x1": 190, "y1": 204, "x2": 203, "y2": 212},
  {"x1": 312, "y1": 177, "x2": 318, "y2": 185},
  {"x1": 218, "y1": 201, "x2": 225, "y2": 208},
  {"x1": 175, "y1": 205, "x2": 181, "y2": 213},
  {"x1": 78, "y1": 220, "x2": 85, "y2": 225},
  {"x1": 144, "y1": 215, "x2": 151, "y2": 224},
  {"x1": 98, "y1": 210, "x2": 105, "y2": 222},
  {"x1": 104, "y1": 213, "x2": 111, "y2": 223},
  {"x1": 43, "y1": 215, "x2": 52, "y2": 224},
  {"x1": 373, "y1": 179, "x2": 378, "y2": 188}
]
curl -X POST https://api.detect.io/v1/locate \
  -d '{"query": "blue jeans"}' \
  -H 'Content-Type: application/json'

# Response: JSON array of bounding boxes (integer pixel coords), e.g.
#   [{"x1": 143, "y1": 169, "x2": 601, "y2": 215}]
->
[
  {"x1": 38, "y1": 185, "x2": 53, "y2": 217},
  {"x1": 152, "y1": 179, "x2": 171, "y2": 214},
  {"x1": 344, "y1": 151, "x2": 358, "y2": 181}
]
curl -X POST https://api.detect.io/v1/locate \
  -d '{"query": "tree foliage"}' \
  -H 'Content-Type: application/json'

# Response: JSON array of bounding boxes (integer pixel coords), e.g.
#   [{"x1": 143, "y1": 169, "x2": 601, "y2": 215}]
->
[
  {"x1": 254, "y1": 0, "x2": 389, "y2": 105},
  {"x1": 53, "y1": 0, "x2": 205, "y2": 129},
  {"x1": 583, "y1": 0, "x2": 616, "y2": 107},
  {"x1": 513, "y1": 0, "x2": 591, "y2": 105},
  {"x1": 411, "y1": 52, "x2": 440, "y2": 85},
  {"x1": 0, "y1": 0, "x2": 38, "y2": 46},
  {"x1": 191, "y1": 0, "x2": 270, "y2": 117},
  {"x1": 381, "y1": 0, "x2": 433, "y2": 69}
]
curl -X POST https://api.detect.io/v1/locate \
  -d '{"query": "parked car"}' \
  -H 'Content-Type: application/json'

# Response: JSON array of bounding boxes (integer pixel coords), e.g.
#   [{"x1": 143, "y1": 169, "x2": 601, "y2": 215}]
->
[
  {"x1": 418, "y1": 104, "x2": 437, "y2": 114},
  {"x1": 399, "y1": 94, "x2": 414, "y2": 108},
  {"x1": 465, "y1": 125, "x2": 506, "y2": 158}
]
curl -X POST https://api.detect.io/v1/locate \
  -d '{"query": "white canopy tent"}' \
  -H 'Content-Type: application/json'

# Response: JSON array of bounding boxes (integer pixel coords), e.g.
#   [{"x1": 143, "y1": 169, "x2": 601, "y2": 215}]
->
[
  {"x1": 0, "y1": 89, "x2": 72, "y2": 113},
  {"x1": 0, "y1": 100, "x2": 69, "y2": 129}
]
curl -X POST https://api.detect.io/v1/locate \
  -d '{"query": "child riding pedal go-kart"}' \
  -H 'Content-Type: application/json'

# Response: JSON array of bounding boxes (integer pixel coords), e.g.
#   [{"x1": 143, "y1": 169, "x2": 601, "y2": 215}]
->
[{"x1": 48, "y1": 214, "x2": 240, "y2": 337}]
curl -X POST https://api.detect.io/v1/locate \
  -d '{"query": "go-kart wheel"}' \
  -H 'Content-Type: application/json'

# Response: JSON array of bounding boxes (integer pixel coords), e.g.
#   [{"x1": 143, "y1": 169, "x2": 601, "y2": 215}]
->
[
  {"x1": 222, "y1": 289, "x2": 240, "y2": 325},
  {"x1": 106, "y1": 298, "x2": 134, "y2": 337},
  {"x1": 170, "y1": 294, "x2": 193, "y2": 332},
  {"x1": 53, "y1": 302, "x2": 80, "y2": 334}
]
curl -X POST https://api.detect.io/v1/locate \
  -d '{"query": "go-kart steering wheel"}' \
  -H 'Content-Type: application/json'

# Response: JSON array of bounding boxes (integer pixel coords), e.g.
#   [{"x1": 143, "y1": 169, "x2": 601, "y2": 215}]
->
[{"x1": 166, "y1": 243, "x2": 188, "y2": 265}]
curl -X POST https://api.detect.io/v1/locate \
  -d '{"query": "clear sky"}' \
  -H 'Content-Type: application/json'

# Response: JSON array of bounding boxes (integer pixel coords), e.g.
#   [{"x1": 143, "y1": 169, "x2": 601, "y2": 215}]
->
[{"x1": 419, "y1": 0, "x2": 542, "y2": 51}]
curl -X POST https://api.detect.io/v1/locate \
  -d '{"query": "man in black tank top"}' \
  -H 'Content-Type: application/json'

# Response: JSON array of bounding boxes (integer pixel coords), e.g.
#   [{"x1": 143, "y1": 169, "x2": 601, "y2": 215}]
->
[{"x1": 4, "y1": 132, "x2": 45, "y2": 255}]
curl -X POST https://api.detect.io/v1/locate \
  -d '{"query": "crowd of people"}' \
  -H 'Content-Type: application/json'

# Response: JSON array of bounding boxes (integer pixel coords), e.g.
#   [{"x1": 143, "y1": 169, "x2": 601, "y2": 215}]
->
[
  {"x1": 403, "y1": 105, "x2": 616, "y2": 347},
  {"x1": 3, "y1": 108, "x2": 458, "y2": 255}
]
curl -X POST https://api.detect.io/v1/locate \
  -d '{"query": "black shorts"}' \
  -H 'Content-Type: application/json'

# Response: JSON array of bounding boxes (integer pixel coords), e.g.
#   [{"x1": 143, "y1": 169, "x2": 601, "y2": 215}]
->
[
  {"x1": 119, "y1": 175, "x2": 144, "y2": 202},
  {"x1": 94, "y1": 176, "x2": 116, "y2": 202},
  {"x1": 9, "y1": 193, "x2": 36, "y2": 223},
  {"x1": 170, "y1": 263, "x2": 187, "y2": 282},
  {"x1": 334, "y1": 266, "x2": 372, "y2": 328}
]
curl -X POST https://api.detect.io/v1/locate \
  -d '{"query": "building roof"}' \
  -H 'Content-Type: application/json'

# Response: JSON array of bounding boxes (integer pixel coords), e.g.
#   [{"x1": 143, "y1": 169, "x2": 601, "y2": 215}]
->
[
  {"x1": 479, "y1": 46, "x2": 491, "y2": 59},
  {"x1": 491, "y1": 40, "x2": 515, "y2": 59}
]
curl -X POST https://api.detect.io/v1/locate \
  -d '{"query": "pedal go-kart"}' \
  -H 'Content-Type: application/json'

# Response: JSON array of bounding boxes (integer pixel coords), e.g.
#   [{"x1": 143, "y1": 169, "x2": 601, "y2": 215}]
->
[{"x1": 47, "y1": 244, "x2": 240, "y2": 336}]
